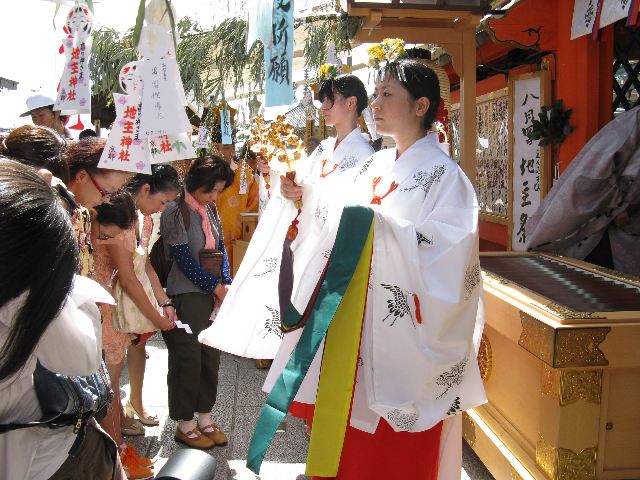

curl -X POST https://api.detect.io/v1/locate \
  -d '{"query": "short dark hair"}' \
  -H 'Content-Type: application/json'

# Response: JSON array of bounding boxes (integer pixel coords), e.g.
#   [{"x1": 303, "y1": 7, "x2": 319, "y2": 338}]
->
[
  {"x1": 93, "y1": 190, "x2": 137, "y2": 230},
  {"x1": 79, "y1": 129, "x2": 97, "y2": 140},
  {"x1": 126, "y1": 164, "x2": 181, "y2": 196},
  {"x1": 0, "y1": 125, "x2": 69, "y2": 183},
  {"x1": 184, "y1": 155, "x2": 234, "y2": 194},
  {"x1": 381, "y1": 60, "x2": 441, "y2": 130},
  {"x1": 0, "y1": 159, "x2": 79, "y2": 380},
  {"x1": 318, "y1": 74, "x2": 369, "y2": 116}
]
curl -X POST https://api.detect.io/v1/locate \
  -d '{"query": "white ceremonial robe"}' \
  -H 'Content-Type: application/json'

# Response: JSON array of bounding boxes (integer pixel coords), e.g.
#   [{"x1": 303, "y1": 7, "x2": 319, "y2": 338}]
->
[
  {"x1": 199, "y1": 127, "x2": 373, "y2": 359},
  {"x1": 265, "y1": 134, "x2": 486, "y2": 443}
]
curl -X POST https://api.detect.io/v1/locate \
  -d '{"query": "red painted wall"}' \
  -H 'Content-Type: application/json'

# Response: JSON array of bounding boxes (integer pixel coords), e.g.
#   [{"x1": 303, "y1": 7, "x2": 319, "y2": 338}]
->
[{"x1": 448, "y1": 0, "x2": 615, "y2": 250}]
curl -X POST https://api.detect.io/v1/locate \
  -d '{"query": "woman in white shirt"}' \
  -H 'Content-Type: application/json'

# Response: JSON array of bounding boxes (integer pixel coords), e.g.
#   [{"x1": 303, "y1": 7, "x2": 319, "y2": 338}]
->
[{"x1": 0, "y1": 158, "x2": 122, "y2": 480}]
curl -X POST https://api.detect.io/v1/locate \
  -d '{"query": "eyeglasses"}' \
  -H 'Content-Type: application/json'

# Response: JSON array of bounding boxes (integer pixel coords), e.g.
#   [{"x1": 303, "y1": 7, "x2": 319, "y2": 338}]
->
[
  {"x1": 87, "y1": 171, "x2": 109, "y2": 197},
  {"x1": 96, "y1": 224, "x2": 116, "y2": 241}
]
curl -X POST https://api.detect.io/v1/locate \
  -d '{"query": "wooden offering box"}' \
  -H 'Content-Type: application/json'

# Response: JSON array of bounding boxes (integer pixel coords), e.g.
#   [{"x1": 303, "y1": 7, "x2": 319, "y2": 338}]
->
[
  {"x1": 240, "y1": 212, "x2": 259, "y2": 241},
  {"x1": 468, "y1": 253, "x2": 640, "y2": 480}
]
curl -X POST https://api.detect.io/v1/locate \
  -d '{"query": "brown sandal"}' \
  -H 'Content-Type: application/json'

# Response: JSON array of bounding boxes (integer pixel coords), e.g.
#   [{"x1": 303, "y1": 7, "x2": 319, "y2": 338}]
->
[{"x1": 174, "y1": 427, "x2": 215, "y2": 449}]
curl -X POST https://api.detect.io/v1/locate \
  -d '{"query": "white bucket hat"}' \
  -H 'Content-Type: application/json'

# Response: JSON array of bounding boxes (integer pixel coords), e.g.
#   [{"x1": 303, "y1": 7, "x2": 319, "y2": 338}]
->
[{"x1": 20, "y1": 94, "x2": 56, "y2": 117}]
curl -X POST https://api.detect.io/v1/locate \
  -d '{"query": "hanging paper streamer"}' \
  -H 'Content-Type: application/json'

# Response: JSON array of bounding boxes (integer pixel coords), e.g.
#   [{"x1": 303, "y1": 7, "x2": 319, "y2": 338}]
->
[
  {"x1": 148, "y1": 132, "x2": 196, "y2": 162},
  {"x1": 239, "y1": 160, "x2": 248, "y2": 195},
  {"x1": 54, "y1": 5, "x2": 92, "y2": 115},
  {"x1": 246, "y1": 0, "x2": 273, "y2": 53},
  {"x1": 138, "y1": 59, "x2": 191, "y2": 137},
  {"x1": 599, "y1": 0, "x2": 634, "y2": 28},
  {"x1": 99, "y1": 93, "x2": 149, "y2": 173},
  {"x1": 571, "y1": 0, "x2": 601, "y2": 39},
  {"x1": 100, "y1": 0, "x2": 195, "y2": 173},
  {"x1": 220, "y1": 108, "x2": 233, "y2": 145},
  {"x1": 265, "y1": 0, "x2": 295, "y2": 107},
  {"x1": 196, "y1": 125, "x2": 210, "y2": 148}
]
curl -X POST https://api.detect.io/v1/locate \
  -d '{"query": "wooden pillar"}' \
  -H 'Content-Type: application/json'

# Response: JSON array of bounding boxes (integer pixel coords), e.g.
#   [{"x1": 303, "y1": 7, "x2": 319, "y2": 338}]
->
[{"x1": 460, "y1": 27, "x2": 477, "y2": 189}]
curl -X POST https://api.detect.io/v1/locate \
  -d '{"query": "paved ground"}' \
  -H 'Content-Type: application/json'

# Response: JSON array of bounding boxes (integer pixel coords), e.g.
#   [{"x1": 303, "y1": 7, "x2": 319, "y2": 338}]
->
[{"x1": 122, "y1": 336, "x2": 495, "y2": 480}]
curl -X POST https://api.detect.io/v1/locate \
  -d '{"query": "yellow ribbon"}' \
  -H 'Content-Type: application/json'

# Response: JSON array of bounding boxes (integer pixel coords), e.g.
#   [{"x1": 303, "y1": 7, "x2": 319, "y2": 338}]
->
[{"x1": 305, "y1": 223, "x2": 374, "y2": 477}]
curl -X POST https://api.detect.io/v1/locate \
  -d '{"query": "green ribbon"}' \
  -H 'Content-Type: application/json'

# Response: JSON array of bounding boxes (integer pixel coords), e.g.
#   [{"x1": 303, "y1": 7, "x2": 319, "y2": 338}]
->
[{"x1": 246, "y1": 205, "x2": 374, "y2": 474}]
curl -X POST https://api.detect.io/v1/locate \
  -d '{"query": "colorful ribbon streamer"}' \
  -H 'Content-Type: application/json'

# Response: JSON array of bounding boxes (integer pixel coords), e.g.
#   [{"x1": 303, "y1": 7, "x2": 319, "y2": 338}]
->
[{"x1": 246, "y1": 205, "x2": 374, "y2": 474}]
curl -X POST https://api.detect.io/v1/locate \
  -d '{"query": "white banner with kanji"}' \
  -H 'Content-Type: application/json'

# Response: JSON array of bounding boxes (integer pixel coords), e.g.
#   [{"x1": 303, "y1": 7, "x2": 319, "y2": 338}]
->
[
  {"x1": 571, "y1": 0, "x2": 600, "y2": 39},
  {"x1": 511, "y1": 77, "x2": 543, "y2": 251},
  {"x1": 599, "y1": 0, "x2": 634, "y2": 28},
  {"x1": 98, "y1": 94, "x2": 150, "y2": 173}
]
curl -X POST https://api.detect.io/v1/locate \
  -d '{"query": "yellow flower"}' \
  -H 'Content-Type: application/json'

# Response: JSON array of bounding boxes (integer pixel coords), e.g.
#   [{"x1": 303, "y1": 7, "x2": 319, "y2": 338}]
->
[{"x1": 368, "y1": 38, "x2": 406, "y2": 68}]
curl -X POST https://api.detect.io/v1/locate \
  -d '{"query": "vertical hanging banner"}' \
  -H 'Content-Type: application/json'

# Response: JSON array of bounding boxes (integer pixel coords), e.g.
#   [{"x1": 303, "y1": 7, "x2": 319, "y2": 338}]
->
[
  {"x1": 598, "y1": 0, "x2": 634, "y2": 29},
  {"x1": 196, "y1": 125, "x2": 210, "y2": 148},
  {"x1": 54, "y1": 5, "x2": 93, "y2": 115},
  {"x1": 510, "y1": 73, "x2": 546, "y2": 251},
  {"x1": 571, "y1": 0, "x2": 601, "y2": 39},
  {"x1": 138, "y1": 59, "x2": 192, "y2": 137},
  {"x1": 99, "y1": 93, "x2": 150, "y2": 173},
  {"x1": 220, "y1": 108, "x2": 233, "y2": 144},
  {"x1": 265, "y1": 0, "x2": 295, "y2": 107}
]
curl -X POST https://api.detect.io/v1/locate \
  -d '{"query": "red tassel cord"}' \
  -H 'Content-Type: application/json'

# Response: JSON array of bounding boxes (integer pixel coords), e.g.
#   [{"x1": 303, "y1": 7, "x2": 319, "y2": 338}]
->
[
  {"x1": 370, "y1": 176, "x2": 399, "y2": 205},
  {"x1": 287, "y1": 208, "x2": 302, "y2": 241},
  {"x1": 319, "y1": 159, "x2": 339, "y2": 178},
  {"x1": 412, "y1": 294, "x2": 423, "y2": 325}
]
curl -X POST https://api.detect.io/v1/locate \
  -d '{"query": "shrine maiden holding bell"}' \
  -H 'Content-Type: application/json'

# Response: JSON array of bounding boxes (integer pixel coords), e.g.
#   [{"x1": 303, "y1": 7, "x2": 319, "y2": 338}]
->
[
  {"x1": 260, "y1": 60, "x2": 486, "y2": 479},
  {"x1": 199, "y1": 74, "x2": 374, "y2": 360}
]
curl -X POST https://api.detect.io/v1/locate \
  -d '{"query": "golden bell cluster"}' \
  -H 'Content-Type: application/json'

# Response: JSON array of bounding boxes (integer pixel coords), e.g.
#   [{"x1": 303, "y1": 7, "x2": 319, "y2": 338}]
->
[{"x1": 248, "y1": 115, "x2": 305, "y2": 173}]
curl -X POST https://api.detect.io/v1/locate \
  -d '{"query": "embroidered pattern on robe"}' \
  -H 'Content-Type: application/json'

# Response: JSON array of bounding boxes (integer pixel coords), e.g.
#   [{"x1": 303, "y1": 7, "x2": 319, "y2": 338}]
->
[
  {"x1": 380, "y1": 284, "x2": 414, "y2": 327},
  {"x1": 339, "y1": 154, "x2": 360, "y2": 172},
  {"x1": 254, "y1": 257, "x2": 279, "y2": 277},
  {"x1": 435, "y1": 357, "x2": 468, "y2": 399},
  {"x1": 446, "y1": 397, "x2": 462, "y2": 416},
  {"x1": 260, "y1": 306, "x2": 284, "y2": 339},
  {"x1": 354, "y1": 157, "x2": 374, "y2": 180},
  {"x1": 416, "y1": 232, "x2": 433, "y2": 246},
  {"x1": 314, "y1": 202, "x2": 328, "y2": 224},
  {"x1": 401, "y1": 164, "x2": 447, "y2": 194},
  {"x1": 463, "y1": 263, "x2": 481, "y2": 300},
  {"x1": 387, "y1": 409, "x2": 419, "y2": 431}
]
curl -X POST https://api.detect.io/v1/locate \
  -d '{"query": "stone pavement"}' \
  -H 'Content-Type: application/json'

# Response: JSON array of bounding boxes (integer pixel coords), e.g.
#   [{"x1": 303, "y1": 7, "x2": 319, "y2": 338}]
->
[{"x1": 122, "y1": 336, "x2": 495, "y2": 480}]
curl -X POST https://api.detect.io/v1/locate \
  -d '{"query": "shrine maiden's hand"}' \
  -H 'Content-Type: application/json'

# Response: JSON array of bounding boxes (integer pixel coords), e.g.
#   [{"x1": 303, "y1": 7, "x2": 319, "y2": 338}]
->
[
  {"x1": 256, "y1": 155, "x2": 271, "y2": 176},
  {"x1": 280, "y1": 175, "x2": 302, "y2": 201}
]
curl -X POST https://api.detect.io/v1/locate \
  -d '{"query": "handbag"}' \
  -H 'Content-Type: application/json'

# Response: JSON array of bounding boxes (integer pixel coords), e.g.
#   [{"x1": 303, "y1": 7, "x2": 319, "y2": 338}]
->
[
  {"x1": 0, "y1": 360, "x2": 113, "y2": 455},
  {"x1": 112, "y1": 245, "x2": 160, "y2": 334},
  {"x1": 199, "y1": 249, "x2": 224, "y2": 278}
]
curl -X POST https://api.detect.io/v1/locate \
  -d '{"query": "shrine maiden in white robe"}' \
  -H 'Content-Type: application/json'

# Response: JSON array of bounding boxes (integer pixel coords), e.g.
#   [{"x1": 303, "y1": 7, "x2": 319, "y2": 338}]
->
[
  {"x1": 264, "y1": 134, "x2": 486, "y2": 465},
  {"x1": 199, "y1": 127, "x2": 373, "y2": 358}
]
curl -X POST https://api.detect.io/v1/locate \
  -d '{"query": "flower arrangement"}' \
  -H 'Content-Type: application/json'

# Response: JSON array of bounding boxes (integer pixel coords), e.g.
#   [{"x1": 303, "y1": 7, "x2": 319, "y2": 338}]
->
[
  {"x1": 317, "y1": 63, "x2": 340, "y2": 80},
  {"x1": 367, "y1": 38, "x2": 408, "y2": 69}
]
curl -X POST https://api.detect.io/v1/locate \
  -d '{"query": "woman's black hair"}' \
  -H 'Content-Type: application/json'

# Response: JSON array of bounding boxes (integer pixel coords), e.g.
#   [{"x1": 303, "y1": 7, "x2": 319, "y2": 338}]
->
[
  {"x1": 0, "y1": 125, "x2": 70, "y2": 183},
  {"x1": 125, "y1": 164, "x2": 181, "y2": 196},
  {"x1": 381, "y1": 60, "x2": 441, "y2": 131},
  {"x1": 94, "y1": 190, "x2": 137, "y2": 230},
  {"x1": 318, "y1": 74, "x2": 369, "y2": 116},
  {"x1": 64, "y1": 137, "x2": 107, "y2": 180},
  {"x1": 0, "y1": 159, "x2": 79, "y2": 380},
  {"x1": 184, "y1": 155, "x2": 234, "y2": 194}
]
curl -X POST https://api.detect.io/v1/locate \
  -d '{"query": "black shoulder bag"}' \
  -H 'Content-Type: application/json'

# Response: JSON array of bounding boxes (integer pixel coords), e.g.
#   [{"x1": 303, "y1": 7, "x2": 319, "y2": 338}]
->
[{"x1": 0, "y1": 360, "x2": 113, "y2": 456}]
